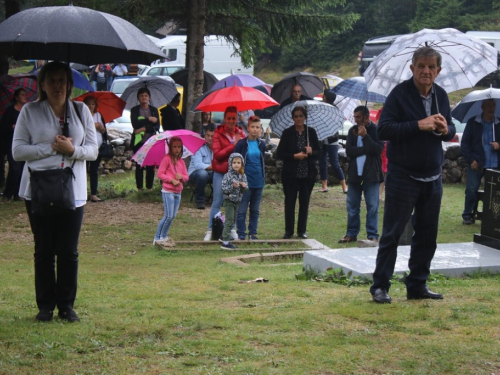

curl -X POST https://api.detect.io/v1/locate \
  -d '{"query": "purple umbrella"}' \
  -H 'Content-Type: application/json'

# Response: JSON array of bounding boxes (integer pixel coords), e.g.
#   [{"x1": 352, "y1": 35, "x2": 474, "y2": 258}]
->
[{"x1": 210, "y1": 74, "x2": 266, "y2": 90}]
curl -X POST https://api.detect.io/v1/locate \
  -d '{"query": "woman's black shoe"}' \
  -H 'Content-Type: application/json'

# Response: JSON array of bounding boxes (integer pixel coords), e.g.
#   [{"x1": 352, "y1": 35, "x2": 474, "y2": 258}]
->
[{"x1": 58, "y1": 308, "x2": 80, "y2": 322}]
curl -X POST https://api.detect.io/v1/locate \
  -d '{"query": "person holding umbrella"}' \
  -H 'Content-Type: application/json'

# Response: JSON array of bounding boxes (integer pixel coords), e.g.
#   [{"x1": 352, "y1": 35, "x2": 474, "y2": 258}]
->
[
  {"x1": 369, "y1": 47, "x2": 455, "y2": 304},
  {"x1": 83, "y1": 96, "x2": 107, "y2": 202},
  {"x1": 130, "y1": 87, "x2": 160, "y2": 191},
  {"x1": 204, "y1": 106, "x2": 247, "y2": 241},
  {"x1": 276, "y1": 106, "x2": 320, "y2": 239},
  {"x1": 13, "y1": 61, "x2": 98, "y2": 321},
  {"x1": 461, "y1": 99, "x2": 500, "y2": 225},
  {"x1": 1, "y1": 88, "x2": 27, "y2": 202},
  {"x1": 279, "y1": 84, "x2": 312, "y2": 109}
]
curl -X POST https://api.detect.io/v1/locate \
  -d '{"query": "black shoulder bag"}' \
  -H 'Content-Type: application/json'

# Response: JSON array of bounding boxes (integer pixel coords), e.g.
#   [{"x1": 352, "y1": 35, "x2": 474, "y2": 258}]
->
[
  {"x1": 98, "y1": 132, "x2": 115, "y2": 159},
  {"x1": 29, "y1": 101, "x2": 84, "y2": 215}
]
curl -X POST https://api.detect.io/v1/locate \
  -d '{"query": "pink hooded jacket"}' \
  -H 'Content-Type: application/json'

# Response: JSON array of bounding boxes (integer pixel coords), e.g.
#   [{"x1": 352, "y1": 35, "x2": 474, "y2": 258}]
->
[{"x1": 157, "y1": 155, "x2": 189, "y2": 193}]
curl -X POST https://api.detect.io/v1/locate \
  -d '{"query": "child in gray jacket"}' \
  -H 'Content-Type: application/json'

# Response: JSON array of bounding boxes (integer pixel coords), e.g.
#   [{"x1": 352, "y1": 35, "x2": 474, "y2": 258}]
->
[{"x1": 221, "y1": 153, "x2": 248, "y2": 249}]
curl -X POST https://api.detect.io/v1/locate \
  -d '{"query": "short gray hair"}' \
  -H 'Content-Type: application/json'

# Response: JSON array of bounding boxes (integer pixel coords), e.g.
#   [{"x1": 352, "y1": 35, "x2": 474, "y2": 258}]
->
[{"x1": 412, "y1": 46, "x2": 442, "y2": 67}]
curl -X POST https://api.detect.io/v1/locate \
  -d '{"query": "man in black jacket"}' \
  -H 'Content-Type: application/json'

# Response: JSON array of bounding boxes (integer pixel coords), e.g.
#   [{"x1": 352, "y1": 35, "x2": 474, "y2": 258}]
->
[
  {"x1": 339, "y1": 106, "x2": 384, "y2": 245},
  {"x1": 160, "y1": 93, "x2": 184, "y2": 131},
  {"x1": 279, "y1": 84, "x2": 312, "y2": 109},
  {"x1": 370, "y1": 46, "x2": 455, "y2": 304}
]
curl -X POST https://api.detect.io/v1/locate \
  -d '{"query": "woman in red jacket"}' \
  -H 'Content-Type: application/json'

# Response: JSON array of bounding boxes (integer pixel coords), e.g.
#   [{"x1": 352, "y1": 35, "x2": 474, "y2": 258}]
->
[{"x1": 204, "y1": 106, "x2": 247, "y2": 241}]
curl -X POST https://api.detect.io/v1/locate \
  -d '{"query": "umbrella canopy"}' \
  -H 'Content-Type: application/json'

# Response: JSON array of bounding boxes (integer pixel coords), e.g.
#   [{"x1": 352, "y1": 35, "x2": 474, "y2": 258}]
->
[
  {"x1": 269, "y1": 100, "x2": 344, "y2": 140},
  {"x1": 170, "y1": 69, "x2": 218, "y2": 94},
  {"x1": 31, "y1": 66, "x2": 94, "y2": 92},
  {"x1": 73, "y1": 91, "x2": 126, "y2": 122},
  {"x1": 270, "y1": 72, "x2": 324, "y2": 104},
  {"x1": 0, "y1": 74, "x2": 38, "y2": 117},
  {"x1": 211, "y1": 74, "x2": 266, "y2": 90},
  {"x1": 70, "y1": 62, "x2": 90, "y2": 71},
  {"x1": 334, "y1": 95, "x2": 360, "y2": 124},
  {"x1": 333, "y1": 77, "x2": 386, "y2": 103},
  {"x1": 364, "y1": 28, "x2": 499, "y2": 97},
  {"x1": 194, "y1": 85, "x2": 279, "y2": 112},
  {"x1": 132, "y1": 129, "x2": 206, "y2": 167},
  {"x1": 322, "y1": 74, "x2": 344, "y2": 89},
  {"x1": 451, "y1": 88, "x2": 500, "y2": 122},
  {"x1": 0, "y1": 5, "x2": 166, "y2": 65},
  {"x1": 120, "y1": 77, "x2": 179, "y2": 109}
]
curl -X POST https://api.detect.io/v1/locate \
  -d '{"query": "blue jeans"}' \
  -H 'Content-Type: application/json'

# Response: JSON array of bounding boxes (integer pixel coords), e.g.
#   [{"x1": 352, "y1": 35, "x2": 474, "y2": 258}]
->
[
  {"x1": 346, "y1": 180, "x2": 380, "y2": 239},
  {"x1": 154, "y1": 192, "x2": 181, "y2": 240},
  {"x1": 208, "y1": 172, "x2": 224, "y2": 230},
  {"x1": 462, "y1": 166, "x2": 484, "y2": 220},
  {"x1": 237, "y1": 187, "x2": 263, "y2": 239},
  {"x1": 189, "y1": 169, "x2": 213, "y2": 203},
  {"x1": 319, "y1": 144, "x2": 345, "y2": 181},
  {"x1": 370, "y1": 171, "x2": 442, "y2": 293}
]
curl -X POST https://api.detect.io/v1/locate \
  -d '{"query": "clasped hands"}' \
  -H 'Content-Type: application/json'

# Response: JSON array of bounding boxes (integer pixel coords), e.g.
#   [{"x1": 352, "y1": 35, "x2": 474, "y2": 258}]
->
[
  {"x1": 171, "y1": 173, "x2": 183, "y2": 186},
  {"x1": 418, "y1": 114, "x2": 448, "y2": 135},
  {"x1": 295, "y1": 146, "x2": 312, "y2": 160},
  {"x1": 233, "y1": 181, "x2": 247, "y2": 188},
  {"x1": 52, "y1": 135, "x2": 75, "y2": 156}
]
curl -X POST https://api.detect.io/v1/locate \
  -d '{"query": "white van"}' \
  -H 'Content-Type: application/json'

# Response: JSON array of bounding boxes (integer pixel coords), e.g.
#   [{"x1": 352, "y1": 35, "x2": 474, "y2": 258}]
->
[
  {"x1": 466, "y1": 31, "x2": 500, "y2": 53},
  {"x1": 147, "y1": 35, "x2": 253, "y2": 79}
]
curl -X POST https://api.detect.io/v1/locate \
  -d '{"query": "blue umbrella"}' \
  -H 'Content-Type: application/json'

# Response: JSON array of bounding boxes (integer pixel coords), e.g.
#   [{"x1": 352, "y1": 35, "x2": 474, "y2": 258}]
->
[
  {"x1": 31, "y1": 66, "x2": 94, "y2": 92},
  {"x1": 333, "y1": 76, "x2": 385, "y2": 104}
]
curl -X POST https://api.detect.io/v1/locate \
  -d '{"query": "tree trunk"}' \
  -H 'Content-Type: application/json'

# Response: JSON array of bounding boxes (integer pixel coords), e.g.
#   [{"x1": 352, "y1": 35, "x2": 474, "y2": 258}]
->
[
  {"x1": 0, "y1": 0, "x2": 21, "y2": 75},
  {"x1": 184, "y1": 0, "x2": 206, "y2": 132}
]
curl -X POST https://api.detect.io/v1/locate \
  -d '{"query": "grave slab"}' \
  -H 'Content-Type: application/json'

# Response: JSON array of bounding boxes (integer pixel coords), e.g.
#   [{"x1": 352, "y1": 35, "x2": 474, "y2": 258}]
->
[{"x1": 304, "y1": 242, "x2": 500, "y2": 278}]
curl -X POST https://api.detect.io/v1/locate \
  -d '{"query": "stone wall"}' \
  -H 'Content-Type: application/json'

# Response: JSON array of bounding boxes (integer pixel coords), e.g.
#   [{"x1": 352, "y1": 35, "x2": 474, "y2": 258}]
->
[{"x1": 102, "y1": 132, "x2": 467, "y2": 184}]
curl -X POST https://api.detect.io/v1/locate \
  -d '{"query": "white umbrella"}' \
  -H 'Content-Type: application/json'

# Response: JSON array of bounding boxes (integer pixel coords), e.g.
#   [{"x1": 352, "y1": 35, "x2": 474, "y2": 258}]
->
[
  {"x1": 451, "y1": 87, "x2": 500, "y2": 122},
  {"x1": 270, "y1": 100, "x2": 344, "y2": 141},
  {"x1": 364, "y1": 28, "x2": 498, "y2": 97}
]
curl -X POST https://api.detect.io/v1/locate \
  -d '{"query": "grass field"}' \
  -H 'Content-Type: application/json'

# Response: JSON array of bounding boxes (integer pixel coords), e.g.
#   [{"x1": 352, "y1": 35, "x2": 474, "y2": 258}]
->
[{"x1": 1, "y1": 171, "x2": 499, "y2": 374}]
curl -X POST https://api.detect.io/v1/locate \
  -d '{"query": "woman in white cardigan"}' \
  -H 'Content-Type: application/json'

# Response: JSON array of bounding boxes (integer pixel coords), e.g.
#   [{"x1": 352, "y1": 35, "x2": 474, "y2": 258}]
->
[{"x1": 13, "y1": 61, "x2": 98, "y2": 322}]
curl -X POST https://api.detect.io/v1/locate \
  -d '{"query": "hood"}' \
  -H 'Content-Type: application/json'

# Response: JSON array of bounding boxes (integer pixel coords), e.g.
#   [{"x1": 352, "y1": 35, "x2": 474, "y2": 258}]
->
[{"x1": 228, "y1": 152, "x2": 245, "y2": 171}]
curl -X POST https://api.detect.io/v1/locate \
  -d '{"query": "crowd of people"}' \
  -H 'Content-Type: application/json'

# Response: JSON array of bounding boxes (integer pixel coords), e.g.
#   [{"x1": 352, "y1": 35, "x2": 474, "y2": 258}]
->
[{"x1": 3, "y1": 45, "x2": 500, "y2": 322}]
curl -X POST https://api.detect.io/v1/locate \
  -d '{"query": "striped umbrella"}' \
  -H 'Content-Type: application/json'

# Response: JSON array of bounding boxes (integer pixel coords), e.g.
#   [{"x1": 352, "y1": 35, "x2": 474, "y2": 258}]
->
[
  {"x1": 333, "y1": 76, "x2": 386, "y2": 104},
  {"x1": 0, "y1": 74, "x2": 38, "y2": 117}
]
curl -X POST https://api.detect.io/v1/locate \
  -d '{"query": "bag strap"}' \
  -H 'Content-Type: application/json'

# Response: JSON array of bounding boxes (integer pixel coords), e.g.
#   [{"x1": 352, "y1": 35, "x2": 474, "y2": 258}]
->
[{"x1": 67, "y1": 101, "x2": 86, "y2": 169}]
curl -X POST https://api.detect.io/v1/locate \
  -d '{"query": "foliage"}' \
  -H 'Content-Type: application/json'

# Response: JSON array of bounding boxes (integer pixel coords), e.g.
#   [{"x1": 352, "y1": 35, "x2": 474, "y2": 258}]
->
[{"x1": 295, "y1": 266, "x2": 370, "y2": 286}]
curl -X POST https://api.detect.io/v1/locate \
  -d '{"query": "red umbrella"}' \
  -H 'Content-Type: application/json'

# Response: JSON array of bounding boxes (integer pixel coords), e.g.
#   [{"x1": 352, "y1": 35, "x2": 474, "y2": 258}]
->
[
  {"x1": 0, "y1": 74, "x2": 38, "y2": 117},
  {"x1": 194, "y1": 85, "x2": 279, "y2": 112},
  {"x1": 73, "y1": 91, "x2": 126, "y2": 122}
]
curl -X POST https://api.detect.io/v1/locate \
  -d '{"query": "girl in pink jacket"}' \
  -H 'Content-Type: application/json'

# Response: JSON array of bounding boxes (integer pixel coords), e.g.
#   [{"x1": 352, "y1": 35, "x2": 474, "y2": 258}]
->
[{"x1": 154, "y1": 136, "x2": 189, "y2": 245}]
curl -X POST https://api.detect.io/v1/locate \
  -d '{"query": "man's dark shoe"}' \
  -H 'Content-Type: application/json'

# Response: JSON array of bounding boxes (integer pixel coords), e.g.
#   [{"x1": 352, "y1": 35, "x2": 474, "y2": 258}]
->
[
  {"x1": 58, "y1": 308, "x2": 80, "y2": 322},
  {"x1": 338, "y1": 235, "x2": 357, "y2": 244},
  {"x1": 36, "y1": 309, "x2": 53, "y2": 322},
  {"x1": 298, "y1": 233, "x2": 307, "y2": 239},
  {"x1": 407, "y1": 286, "x2": 443, "y2": 300},
  {"x1": 372, "y1": 288, "x2": 392, "y2": 304},
  {"x1": 462, "y1": 218, "x2": 473, "y2": 225},
  {"x1": 282, "y1": 232, "x2": 293, "y2": 239},
  {"x1": 196, "y1": 201, "x2": 205, "y2": 209}
]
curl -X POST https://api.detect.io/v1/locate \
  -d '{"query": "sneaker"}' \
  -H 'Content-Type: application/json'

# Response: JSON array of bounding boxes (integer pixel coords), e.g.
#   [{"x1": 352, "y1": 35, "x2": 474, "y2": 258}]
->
[
  {"x1": 221, "y1": 242, "x2": 238, "y2": 250},
  {"x1": 204, "y1": 231, "x2": 212, "y2": 241},
  {"x1": 249, "y1": 234, "x2": 259, "y2": 240},
  {"x1": 231, "y1": 229, "x2": 238, "y2": 241},
  {"x1": 338, "y1": 235, "x2": 357, "y2": 243},
  {"x1": 156, "y1": 238, "x2": 175, "y2": 247}
]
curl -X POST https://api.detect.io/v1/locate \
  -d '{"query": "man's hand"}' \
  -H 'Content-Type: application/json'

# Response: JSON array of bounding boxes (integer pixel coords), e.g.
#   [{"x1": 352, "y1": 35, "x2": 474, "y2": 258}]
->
[
  {"x1": 491, "y1": 142, "x2": 500, "y2": 151},
  {"x1": 418, "y1": 114, "x2": 447, "y2": 133},
  {"x1": 357, "y1": 125, "x2": 367, "y2": 137},
  {"x1": 471, "y1": 160, "x2": 480, "y2": 171}
]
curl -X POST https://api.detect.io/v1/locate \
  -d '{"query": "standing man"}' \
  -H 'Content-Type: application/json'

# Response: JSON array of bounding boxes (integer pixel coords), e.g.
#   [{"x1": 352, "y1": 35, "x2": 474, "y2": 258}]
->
[
  {"x1": 188, "y1": 125, "x2": 214, "y2": 209},
  {"x1": 161, "y1": 93, "x2": 185, "y2": 131},
  {"x1": 461, "y1": 99, "x2": 500, "y2": 224},
  {"x1": 112, "y1": 63, "x2": 128, "y2": 79},
  {"x1": 279, "y1": 84, "x2": 312, "y2": 109},
  {"x1": 370, "y1": 46, "x2": 456, "y2": 304},
  {"x1": 339, "y1": 106, "x2": 384, "y2": 245}
]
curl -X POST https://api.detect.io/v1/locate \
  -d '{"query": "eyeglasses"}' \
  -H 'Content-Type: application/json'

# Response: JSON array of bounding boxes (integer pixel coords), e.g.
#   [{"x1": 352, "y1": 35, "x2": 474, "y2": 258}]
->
[{"x1": 226, "y1": 117, "x2": 236, "y2": 120}]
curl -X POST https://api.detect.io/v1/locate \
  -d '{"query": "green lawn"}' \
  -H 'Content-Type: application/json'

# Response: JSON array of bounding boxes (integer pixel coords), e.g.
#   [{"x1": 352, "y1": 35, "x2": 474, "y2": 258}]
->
[{"x1": 1, "y1": 173, "x2": 499, "y2": 374}]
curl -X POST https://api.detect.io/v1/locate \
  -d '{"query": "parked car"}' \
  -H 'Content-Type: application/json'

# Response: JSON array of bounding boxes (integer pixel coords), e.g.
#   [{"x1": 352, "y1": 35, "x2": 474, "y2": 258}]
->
[
  {"x1": 106, "y1": 109, "x2": 133, "y2": 133},
  {"x1": 358, "y1": 35, "x2": 403, "y2": 75},
  {"x1": 138, "y1": 64, "x2": 184, "y2": 79},
  {"x1": 442, "y1": 118, "x2": 466, "y2": 149},
  {"x1": 109, "y1": 77, "x2": 138, "y2": 98}
]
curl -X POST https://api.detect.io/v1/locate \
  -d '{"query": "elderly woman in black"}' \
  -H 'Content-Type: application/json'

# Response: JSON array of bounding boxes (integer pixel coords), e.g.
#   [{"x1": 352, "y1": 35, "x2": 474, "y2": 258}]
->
[
  {"x1": 276, "y1": 106, "x2": 320, "y2": 239},
  {"x1": 130, "y1": 87, "x2": 159, "y2": 190}
]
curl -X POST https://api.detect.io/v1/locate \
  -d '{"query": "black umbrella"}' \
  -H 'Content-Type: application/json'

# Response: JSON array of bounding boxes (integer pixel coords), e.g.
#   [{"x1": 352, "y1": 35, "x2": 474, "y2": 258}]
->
[
  {"x1": 270, "y1": 72, "x2": 324, "y2": 104},
  {"x1": 0, "y1": 5, "x2": 166, "y2": 65},
  {"x1": 120, "y1": 77, "x2": 179, "y2": 109},
  {"x1": 170, "y1": 69, "x2": 218, "y2": 93}
]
